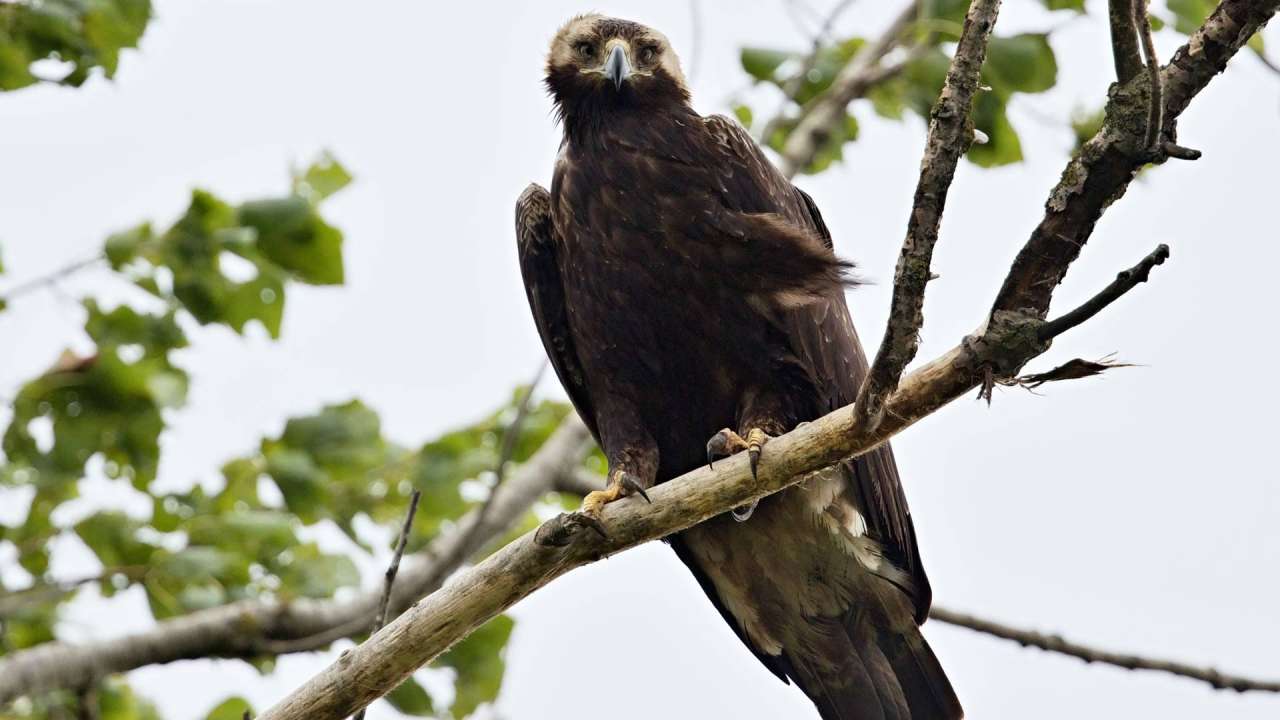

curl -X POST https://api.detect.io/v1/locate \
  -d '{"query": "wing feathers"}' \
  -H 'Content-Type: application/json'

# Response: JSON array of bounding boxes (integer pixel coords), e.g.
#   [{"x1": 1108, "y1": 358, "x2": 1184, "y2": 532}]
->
[{"x1": 515, "y1": 183, "x2": 598, "y2": 438}]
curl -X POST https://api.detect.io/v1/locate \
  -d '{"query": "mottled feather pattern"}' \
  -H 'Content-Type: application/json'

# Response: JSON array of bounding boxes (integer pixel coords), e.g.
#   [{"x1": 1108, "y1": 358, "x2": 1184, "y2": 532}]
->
[{"x1": 518, "y1": 16, "x2": 959, "y2": 718}]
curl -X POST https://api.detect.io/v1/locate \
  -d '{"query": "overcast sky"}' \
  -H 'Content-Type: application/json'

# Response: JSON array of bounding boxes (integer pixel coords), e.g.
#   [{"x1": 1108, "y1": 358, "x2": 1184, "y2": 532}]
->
[{"x1": 1, "y1": 1, "x2": 1278, "y2": 718}]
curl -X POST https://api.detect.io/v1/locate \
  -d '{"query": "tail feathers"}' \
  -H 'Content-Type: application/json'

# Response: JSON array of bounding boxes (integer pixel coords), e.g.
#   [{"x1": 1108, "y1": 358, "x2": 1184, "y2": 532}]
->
[{"x1": 784, "y1": 609, "x2": 962, "y2": 720}]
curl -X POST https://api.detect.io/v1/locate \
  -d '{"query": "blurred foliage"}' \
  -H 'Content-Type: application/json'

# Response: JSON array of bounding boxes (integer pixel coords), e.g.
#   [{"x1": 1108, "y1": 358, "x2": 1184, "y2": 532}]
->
[
  {"x1": 731, "y1": 0, "x2": 1241, "y2": 174},
  {"x1": 0, "y1": 0, "x2": 151, "y2": 91},
  {"x1": 0, "y1": 153, "x2": 571, "y2": 718}
]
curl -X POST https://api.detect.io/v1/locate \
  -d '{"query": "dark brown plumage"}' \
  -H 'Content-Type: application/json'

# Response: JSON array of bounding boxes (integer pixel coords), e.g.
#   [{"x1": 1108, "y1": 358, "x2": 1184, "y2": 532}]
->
[{"x1": 517, "y1": 15, "x2": 961, "y2": 719}]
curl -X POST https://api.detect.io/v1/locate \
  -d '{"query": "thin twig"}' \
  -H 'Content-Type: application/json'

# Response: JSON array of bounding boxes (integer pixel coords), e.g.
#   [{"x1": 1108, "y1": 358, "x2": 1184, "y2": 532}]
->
[
  {"x1": 854, "y1": 0, "x2": 1003, "y2": 428},
  {"x1": 351, "y1": 488, "x2": 421, "y2": 720},
  {"x1": 1038, "y1": 244, "x2": 1169, "y2": 341},
  {"x1": 0, "y1": 254, "x2": 104, "y2": 303},
  {"x1": 1134, "y1": 0, "x2": 1164, "y2": 149},
  {"x1": 418, "y1": 362, "x2": 547, "y2": 593},
  {"x1": 930, "y1": 606, "x2": 1280, "y2": 693},
  {"x1": 1108, "y1": 0, "x2": 1144, "y2": 82}
]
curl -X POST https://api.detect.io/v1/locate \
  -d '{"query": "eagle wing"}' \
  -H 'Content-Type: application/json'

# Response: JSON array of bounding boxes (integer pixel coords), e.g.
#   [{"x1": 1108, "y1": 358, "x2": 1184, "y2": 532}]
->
[
  {"x1": 515, "y1": 183, "x2": 598, "y2": 439},
  {"x1": 700, "y1": 115, "x2": 931, "y2": 617}
]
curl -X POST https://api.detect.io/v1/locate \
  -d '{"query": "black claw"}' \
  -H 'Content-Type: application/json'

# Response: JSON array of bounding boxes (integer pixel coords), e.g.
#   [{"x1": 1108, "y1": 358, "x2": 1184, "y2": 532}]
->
[
  {"x1": 620, "y1": 472, "x2": 651, "y2": 503},
  {"x1": 748, "y1": 447, "x2": 761, "y2": 480},
  {"x1": 706, "y1": 433, "x2": 727, "y2": 469}
]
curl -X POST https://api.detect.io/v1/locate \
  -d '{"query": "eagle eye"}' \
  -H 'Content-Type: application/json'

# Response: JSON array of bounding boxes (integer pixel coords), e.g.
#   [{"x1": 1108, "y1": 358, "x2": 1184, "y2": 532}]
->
[
  {"x1": 575, "y1": 42, "x2": 595, "y2": 60},
  {"x1": 640, "y1": 45, "x2": 658, "y2": 64}
]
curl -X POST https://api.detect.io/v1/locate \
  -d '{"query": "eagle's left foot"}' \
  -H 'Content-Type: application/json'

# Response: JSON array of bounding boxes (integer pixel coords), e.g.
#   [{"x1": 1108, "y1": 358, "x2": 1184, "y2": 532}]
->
[
  {"x1": 535, "y1": 467, "x2": 650, "y2": 547},
  {"x1": 705, "y1": 427, "x2": 771, "y2": 479}
]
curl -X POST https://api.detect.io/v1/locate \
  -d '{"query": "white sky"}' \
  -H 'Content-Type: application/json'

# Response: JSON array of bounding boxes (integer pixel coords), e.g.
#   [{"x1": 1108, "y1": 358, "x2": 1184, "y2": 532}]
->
[{"x1": 1, "y1": 1, "x2": 1278, "y2": 718}]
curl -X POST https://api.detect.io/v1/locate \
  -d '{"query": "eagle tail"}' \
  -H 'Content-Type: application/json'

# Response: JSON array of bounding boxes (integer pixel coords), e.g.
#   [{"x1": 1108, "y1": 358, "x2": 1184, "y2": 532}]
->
[{"x1": 784, "y1": 591, "x2": 962, "y2": 720}]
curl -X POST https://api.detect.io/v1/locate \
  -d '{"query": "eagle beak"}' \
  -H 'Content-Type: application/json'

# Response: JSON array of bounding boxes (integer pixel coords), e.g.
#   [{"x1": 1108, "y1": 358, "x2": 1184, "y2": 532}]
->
[{"x1": 604, "y1": 43, "x2": 631, "y2": 89}]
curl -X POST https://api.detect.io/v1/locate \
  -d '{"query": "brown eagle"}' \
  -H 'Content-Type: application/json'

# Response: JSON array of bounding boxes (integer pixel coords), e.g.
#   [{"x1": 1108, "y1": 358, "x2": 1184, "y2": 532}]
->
[{"x1": 516, "y1": 14, "x2": 962, "y2": 719}]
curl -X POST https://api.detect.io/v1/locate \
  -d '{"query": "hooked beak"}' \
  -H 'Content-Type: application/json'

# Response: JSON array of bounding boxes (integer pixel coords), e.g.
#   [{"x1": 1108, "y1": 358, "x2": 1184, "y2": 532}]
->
[{"x1": 604, "y1": 43, "x2": 631, "y2": 89}]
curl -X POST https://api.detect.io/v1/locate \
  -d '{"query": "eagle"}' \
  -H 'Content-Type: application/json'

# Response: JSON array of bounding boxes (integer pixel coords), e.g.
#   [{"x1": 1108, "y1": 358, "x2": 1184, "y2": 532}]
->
[{"x1": 516, "y1": 15, "x2": 962, "y2": 720}]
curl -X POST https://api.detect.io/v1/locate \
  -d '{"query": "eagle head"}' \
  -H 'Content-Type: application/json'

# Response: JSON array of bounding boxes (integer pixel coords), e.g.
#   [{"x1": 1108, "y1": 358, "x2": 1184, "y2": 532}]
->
[{"x1": 544, "y1": 14, "x2": 689, "y2": 125}]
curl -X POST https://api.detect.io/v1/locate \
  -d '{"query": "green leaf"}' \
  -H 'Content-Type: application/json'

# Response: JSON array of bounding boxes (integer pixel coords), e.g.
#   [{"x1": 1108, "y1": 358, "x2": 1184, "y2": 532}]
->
[
  {"x1": 435, "y1": 614, "x2": 515, "y2": 719},
  {"x1": 0, "y1": 0, "x2": 153, "y2": 92},
  {"x1": 739, "y1": 47, "x2": 794, "y2": 82},
  {"x1": 98, "y1": 678, "x2": 162, "y2": 720},
  {"x1": 732, "y1": 104, "x2": 753, "y2": 129},
  {"x1": 238, "y1": 196, "x2": 345, "y2": 285},
  {"x1": 984, "y1": 34, "x2": 1058, "y2": 94},
  {"x1": 293, "y1": 151, "x2": 353, "y2": 202},
  {"x1": 1041, "y1": 0, "x2": 1085, "y2": 11},
  {"x1": 203, "y1": 697, "x2": 253, "y2": 720},
  {"x1": 1167, "y1": 0, "x2": 1214, "y2": 35},
  {"x1": 385, "y1": 676, "x2": 436, "y2": 716},
  {"x1": 277, "y1": 543, "x2": 360, "y2": 598},
  {"x1": 105, "y1": 223, "x2": 152, "y2": 269},
  {"x1": 967, "y1": 91, "x2": 1023, "y2": 167},
  {"x1": 74, "y1": 511, "x2": 157, "y2": 570}
]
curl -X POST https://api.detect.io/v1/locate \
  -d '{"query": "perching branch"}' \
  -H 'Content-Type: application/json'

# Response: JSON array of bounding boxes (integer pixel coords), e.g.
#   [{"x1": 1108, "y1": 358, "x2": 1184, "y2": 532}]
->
[
  {"x1": 854, "y1": 0, "x2": 1002, "y2": 429},
  {"x1": 252, "y1": 4, "x2": 1277, "y2": 717},
  {"x1": 0, "y1": 416, "x2": 593, "y2": 704},
  {"x1": 930, "y1": 607, "x2": 1280, "y2": 693},
  {"x1": 777, "y1": 1, "x2": 920, "y2": 177}
]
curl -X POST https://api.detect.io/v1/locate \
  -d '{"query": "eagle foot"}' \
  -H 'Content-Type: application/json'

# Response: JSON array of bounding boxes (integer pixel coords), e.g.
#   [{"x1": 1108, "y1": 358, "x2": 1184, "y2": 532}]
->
[
  {"x1": 705, "y1": 427, "x2": 771, "y2": 479},
  {"x1": 534, "y1": 468, "x2": 650, "y2": 547}
]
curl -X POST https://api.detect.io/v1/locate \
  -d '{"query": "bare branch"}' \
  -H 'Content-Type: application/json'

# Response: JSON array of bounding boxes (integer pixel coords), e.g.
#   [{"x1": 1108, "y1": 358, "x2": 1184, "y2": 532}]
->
[
  {"x1": 350, "y1": 489, "x2": 421, "y2": 720},
  {"x1": 0, "y1": 254, "x2": 104, "y2": 304},
  {"x1": 1134, "y1": 0, "x2": 1164, "y2": 149},
  {"x1": 777, "y1": 1, "x2": 920, "y2": 177},
  {"x1": 855, "y1": 0, "x2": 1003, "y2": 428},
  {"x1": 0, "y1": 416, "x2": 592, "y2": 704},
  {"x1": 992, "y1": 0, "x2": 1278, "y2": 321},
  {"x1": 930, "y1": 606, "x2": 1280, "y2": 693},
  {"x1": 1038, "y1": 244, "x2": 1169, "y2": 341},
  {"x1": 1109, "y1": 0, "x2": 1144, "y2": 82}
]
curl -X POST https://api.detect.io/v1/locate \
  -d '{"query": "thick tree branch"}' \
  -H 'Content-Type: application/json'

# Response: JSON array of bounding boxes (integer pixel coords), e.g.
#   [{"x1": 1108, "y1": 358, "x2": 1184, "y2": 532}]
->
[
  {"x1": 0, "y1": 416, "x2": 592, "y2": 704},
  {"x1": 992, "y1": 0, "x2": 1278, "y2": 320},
  {"x1": 854, "y1": 0, "x2": 1002, "y2": 429},
  {"x1": 777, "y1": 1, "x2": 920, "y2": 177},
  {"x1": 930, "y1": 607, "x2": 1280, "y2": 693}
]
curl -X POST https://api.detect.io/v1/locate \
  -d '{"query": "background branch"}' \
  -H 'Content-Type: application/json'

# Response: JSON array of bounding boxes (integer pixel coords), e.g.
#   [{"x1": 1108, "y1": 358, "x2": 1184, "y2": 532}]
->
[
  {"x1": 930, "y1": 607, "x2": 1280, "y2": 693},
  {"x1": 777, "y1": 1, "x2": 920, "y2": 177},
  {"x1": 0, "y1": 416, "x2": 593, "y2": 704}
]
